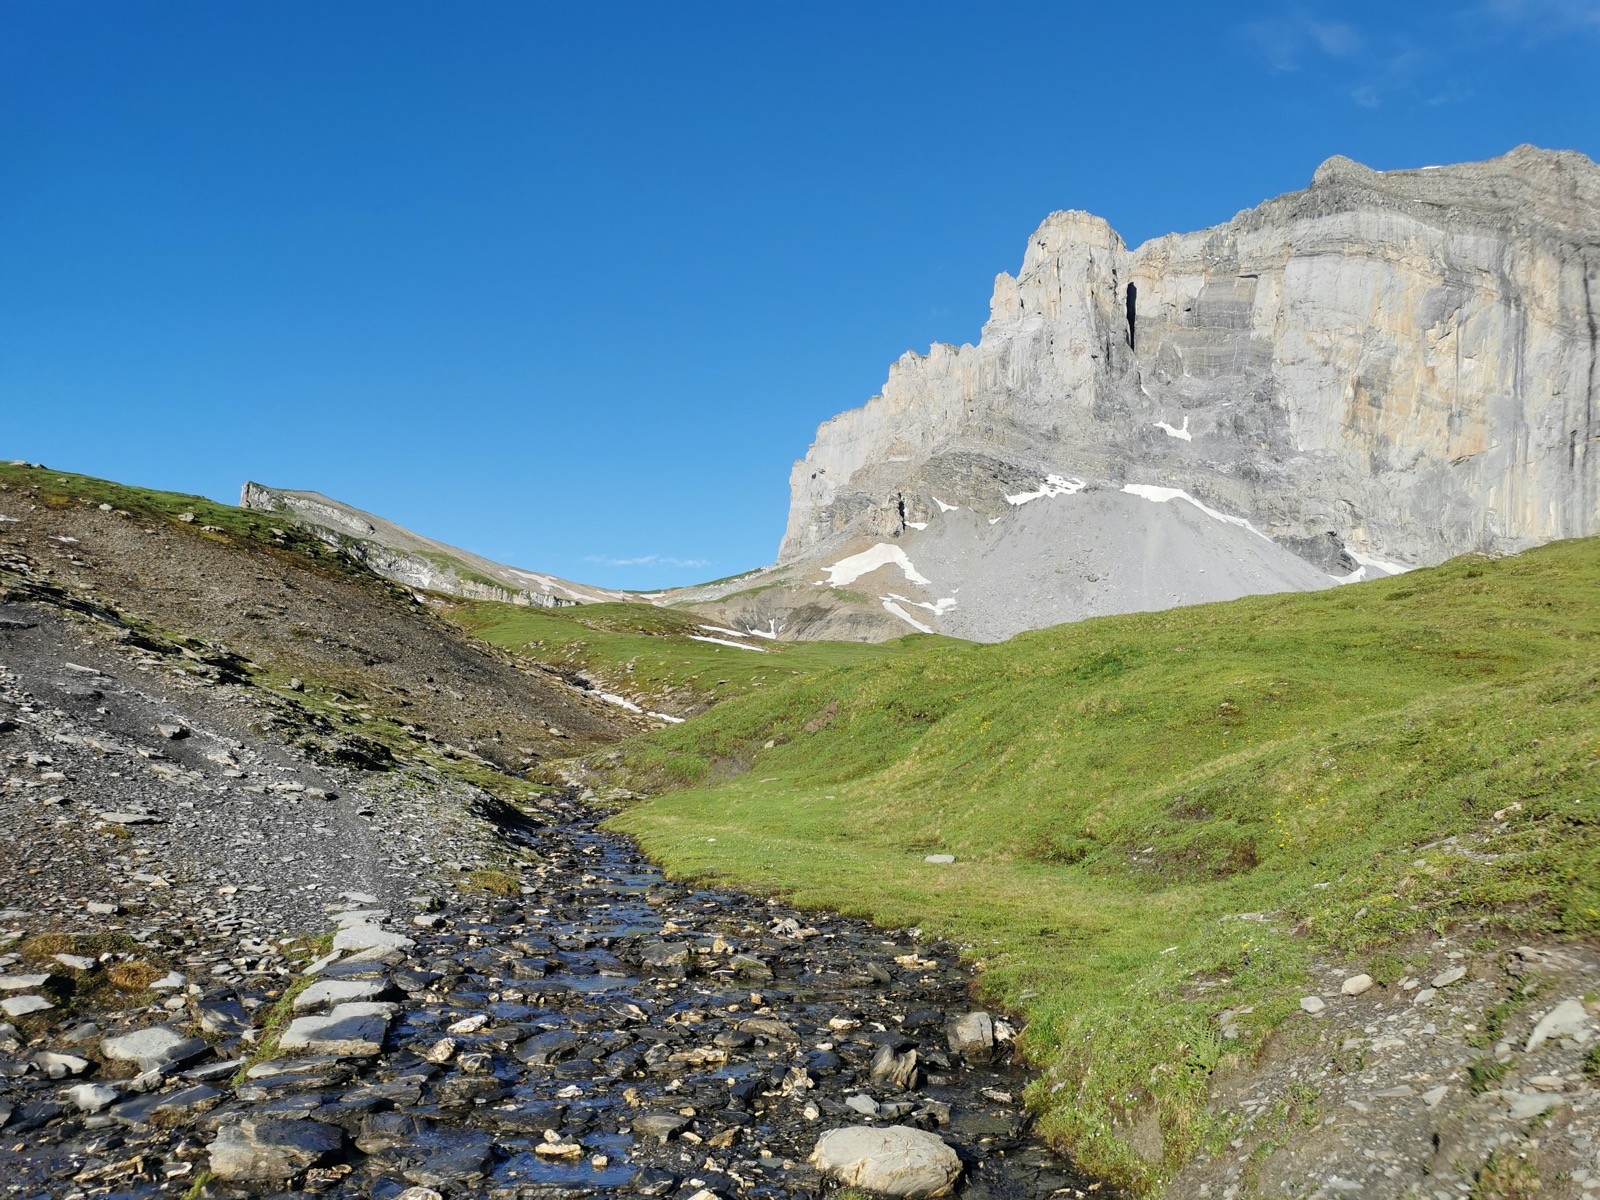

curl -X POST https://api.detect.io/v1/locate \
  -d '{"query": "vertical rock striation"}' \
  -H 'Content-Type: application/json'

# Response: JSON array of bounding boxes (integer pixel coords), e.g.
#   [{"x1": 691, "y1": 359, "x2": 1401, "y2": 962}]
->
[{"x1": 781, "y1": 147, "x2": 1600, "y2": 574}]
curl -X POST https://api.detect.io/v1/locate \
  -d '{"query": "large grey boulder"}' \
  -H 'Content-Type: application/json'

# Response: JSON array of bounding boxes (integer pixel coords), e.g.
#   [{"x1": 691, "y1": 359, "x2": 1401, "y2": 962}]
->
[
  {"x1": 809, "y1": 1125, "x2": 962, "y2": 1198},
  {"x1": 208, "y1": 1118, "x2": 342, "y2": 1182},
  {"x1": 946, "y1": 1011, "x2": 995, "y2": 1064}
]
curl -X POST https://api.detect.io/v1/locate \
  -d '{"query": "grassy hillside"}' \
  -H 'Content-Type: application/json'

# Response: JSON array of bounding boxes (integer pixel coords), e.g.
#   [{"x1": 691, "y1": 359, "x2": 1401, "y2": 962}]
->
[
  {"x1": 449, "y1": 598, "x2": 909, "y2": 712},
  {"x1": 600, "y1": 538, "x2": 1600, "y2": 1190}
]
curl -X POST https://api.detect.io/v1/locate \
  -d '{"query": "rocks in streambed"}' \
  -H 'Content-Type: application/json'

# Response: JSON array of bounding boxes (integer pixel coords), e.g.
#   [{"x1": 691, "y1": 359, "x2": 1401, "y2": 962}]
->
[
  {"x1": 811, "y1": 1124, "x2": 963, "y2": 1197},
  {"x1": 209, "y1": 1117, "x2": 343, "y2": 1181},
  {"x1": 279, "y1": 1001, "x2": 398, "y2": 1056},
  {"x1": 101, "y1": 1024, "x2": 207, "y2": 1070}
]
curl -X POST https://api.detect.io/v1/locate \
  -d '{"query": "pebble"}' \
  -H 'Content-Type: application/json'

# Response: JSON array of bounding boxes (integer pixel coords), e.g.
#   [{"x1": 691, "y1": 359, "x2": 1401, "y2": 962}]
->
[{"x1": 1301, "y1": 996, "x2": 1327, "y2": 1014}]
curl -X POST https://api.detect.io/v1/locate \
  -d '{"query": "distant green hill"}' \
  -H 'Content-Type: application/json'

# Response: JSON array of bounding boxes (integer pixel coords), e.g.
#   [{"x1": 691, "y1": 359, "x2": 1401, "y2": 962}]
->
[{"x1": 600, "y1": 538, "x2": 1600, "y2": 1191}]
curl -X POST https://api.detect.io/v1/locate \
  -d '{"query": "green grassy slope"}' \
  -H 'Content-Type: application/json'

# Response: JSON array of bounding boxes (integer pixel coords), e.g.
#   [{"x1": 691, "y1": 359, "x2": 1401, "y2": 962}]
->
[
  {"x1": 601, "y1": 539, "x2": 1600, "y2": 1191},
  {"x1": 449, "y1": 598, "x2": 912, "y2": 712}
]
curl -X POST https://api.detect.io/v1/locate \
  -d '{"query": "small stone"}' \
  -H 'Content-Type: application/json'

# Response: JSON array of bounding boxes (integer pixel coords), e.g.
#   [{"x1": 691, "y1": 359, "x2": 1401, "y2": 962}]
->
[
  {"x1": 96, "y1": 811, "x2": 163, "y2": 826},
  {"x1": 155, "y1": 723, "x2": 188, "y2": 740},
  {"x1": 1341, "y1": 974, "x2": 1374, "y2": 996},
  {"x1": 34, "y1": 1051, "x2": 89, "y2": 1078},
  {"x1": 65, "y1": 1083, "x2": 120, "y2": 1112},
  {"x1": 633, "y1": 1112, "x2": 692, "y2": 1142},
  {"x1": 947, "y1": 1011, "x2": 995, "y2": 1064},
  {"x1": 1422, "y1": 1085, "x2": 1448, "y2": 1108},
  {"x1": 1431, "y1": 966, "x2": 1468, "y2": 989},
  {"x1": 1412, "y1": 987, "x2": 1437, "y2": 1006},
  {"x1": 1300, "y1": 996, "x2": 1327, "y2": 1014},
  {"x1": 923, "y1": 854, "x2": 955, "y2": 864},
  {"x1": 424, "y1": 1037, "x2": 457, "y2": 1064},
  {"x1": 54, "y1": 954, "x2": 97, "y2": 972},
  {"x1": 447, "y1": 1013, "x2": 489, "y2": 1034}
]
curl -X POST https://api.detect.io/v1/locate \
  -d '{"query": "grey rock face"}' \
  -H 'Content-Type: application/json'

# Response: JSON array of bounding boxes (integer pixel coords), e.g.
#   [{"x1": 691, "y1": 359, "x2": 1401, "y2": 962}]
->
[
  {"x1": 809, "y1": 1124, "x2": 963, "y2": 1197},
  {"x1": 763, "y1": 147, "x2": 1600, "y2": 641}
]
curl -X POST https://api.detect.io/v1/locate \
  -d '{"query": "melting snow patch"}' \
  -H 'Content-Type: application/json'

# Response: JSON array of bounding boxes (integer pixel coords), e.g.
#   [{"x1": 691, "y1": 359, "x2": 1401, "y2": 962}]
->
[
  {"x1": 1331, "y1": 566, "x2": 1368, "y2": 585},
  {"x1": 934, "y1": 497, "x2": 958, "y2": 512},
  {"x1": 1006, "y1": 475, "x2": 1086, "y2": 506},
  {"x1": 0, "y1": 514, "x2": 17, "y2": 523},
  {"x1": 745, "y1": 620, "x2": 781, "y2": 640},
  {"x1": 822, "y1": 544, "x2": 931, "y2": 588},
  {"x1": 687, "y1": 635, "x2": 768, "y2": 653},
  {"x1": 698, "y1": 624, "x2": 750, "y2": 639},
  {"x1": 905, "y1": 521, "x2": 928, "y2": 531},
  {"x1": 887, "y1": 593, "x2": 956, "y2": 616},
  {"x1": 1121, "y1": 484, "x2": 1269, "y2": 541},
  {"x1": 1155, "y1": 415, "x2": 1192, "y2": 442},
  {"x1": 988, "y1": 517, "x2": 1003, "y2": 525},
  {"x1": 592, "y1": 690, "x2": 643, "y2": 714},
  {"x1": 649, "y1": 712, "x2": 685, "y2": 724},
  {"x1": 1348, "y1": 549, "x2": 1412, "y2": 576},
  {"x1": 881, "y1": 599, "x2": 933, "y2": 634}
]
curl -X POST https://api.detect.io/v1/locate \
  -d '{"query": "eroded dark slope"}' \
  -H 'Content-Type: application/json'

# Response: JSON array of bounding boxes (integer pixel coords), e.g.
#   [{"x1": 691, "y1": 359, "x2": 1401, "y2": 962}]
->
[{"x1": 0, "y1": 464, "x2": 636, "y2": 769}]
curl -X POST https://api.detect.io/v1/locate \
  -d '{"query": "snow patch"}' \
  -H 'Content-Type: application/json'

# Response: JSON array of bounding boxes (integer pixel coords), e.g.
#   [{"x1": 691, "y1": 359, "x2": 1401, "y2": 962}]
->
[
  {"x1": 933, "y1": 497, "x2": 958, "y2": 512},
  {"x1": 1348, "y1": 549, "x2": 1413, "y2": 576},
  {"x1": 0, "y1": 515, "x2": 17, "y2": 523},
  {"x1": 881, "y1": 599, "x2": 934, "y2": 634},
  {"x1": 592, "y1": 690, "x2": 642, "y2": 714},
  {"x1": 822, "y1": 543, "x2": 931, "y2": 588},
  {"x1": 1155, "y1": 415, "x2": 1192, "y2": 442},
  {"x1": 649, "y1": 711, "x2": 685, "y2": 724},
  {"x1": 1331, "y1": 566, "x2": 1367, "y2": 585},
  {"x1": 698, "y1": 624, "x2": 750, "y2": 639},
  {"x1": 1006, "y1": 475, "x2": 1086, "y2": 506},
  {"x1": 745, "y1": 620, "x2": 781, "y2": 640},
  {"x1": 687, "y1": 635, "x2": 768, "y2": 653},
  {"x1": 1121, "y1": 484, "x2": 1270, "y2": 541},
  {"x1": 887, "y1": 592, "x2": 956, "y2": 616},
  {"x1": 905, "y1": 521, "x2": 928, "y2": 531}
]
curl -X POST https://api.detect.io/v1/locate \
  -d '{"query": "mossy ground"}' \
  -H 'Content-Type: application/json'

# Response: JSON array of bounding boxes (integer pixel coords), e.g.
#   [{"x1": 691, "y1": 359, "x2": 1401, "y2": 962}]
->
[{"x1": 597, "y1": 538, "x2": 1600, "y2": 1191}]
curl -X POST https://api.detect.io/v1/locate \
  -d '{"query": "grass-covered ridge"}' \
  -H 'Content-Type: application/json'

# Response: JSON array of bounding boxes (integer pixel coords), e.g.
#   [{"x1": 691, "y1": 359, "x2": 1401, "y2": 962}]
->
[
  {"x1": 449, "y1": 597, "x2": 909, "y2": 713},
  {"x1": 601, "y1": 538, "x2": 1600, "y2": 1191}
]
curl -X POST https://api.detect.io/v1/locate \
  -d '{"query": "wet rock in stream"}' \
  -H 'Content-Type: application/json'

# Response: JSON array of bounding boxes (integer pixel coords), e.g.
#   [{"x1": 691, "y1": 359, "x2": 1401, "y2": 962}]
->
[{"x1": 0, "y1": 792, "x2": 1101, "y2": 1199}]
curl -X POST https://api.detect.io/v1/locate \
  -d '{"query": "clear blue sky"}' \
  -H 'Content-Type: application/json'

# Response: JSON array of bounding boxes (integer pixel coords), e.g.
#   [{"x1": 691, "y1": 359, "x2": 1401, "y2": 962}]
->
[{"x1": 4, "y1": 2, "x2": 1597, "y2": 588}]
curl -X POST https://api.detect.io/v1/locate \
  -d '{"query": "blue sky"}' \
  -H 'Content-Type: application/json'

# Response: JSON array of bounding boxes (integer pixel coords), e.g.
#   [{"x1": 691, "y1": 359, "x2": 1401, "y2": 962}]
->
[{"x1": 3, "y1": 2, "x2": 1597, "y2": 588}]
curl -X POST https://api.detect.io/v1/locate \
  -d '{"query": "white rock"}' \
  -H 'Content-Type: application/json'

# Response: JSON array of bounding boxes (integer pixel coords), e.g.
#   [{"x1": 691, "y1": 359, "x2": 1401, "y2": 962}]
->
[
  {"x1": 1431, "y1": 966, "x2": 1468, "y2": 988},
  {"x1": 292, "y1": 978, "x2": 387, "y2": 1012},
  {"x1": 810, "y1": 1125, "x2": 962, "y2": 1198},
  {"x1": 65, "y1": 1082, "x2": 120, "y2": 1113},
  {"x1": 922, "y1": 854, "x2": 955, "y2": 864},
  {"x1": 1300, "y1": 996, "x2": 1327, "y2": 1014},
  {"x1": 101, "y1": 1025, "x2": 207, "y2": 1069},
  {"x1": 1, "y1": 994, "x2": 55, "y2": 1018},
  {"x1": 0, "y1": 974, "x2": 52, "y2": 990},
  {"x1": 330, "y1": 924, "x2": 414, "y2": 953},
  {"x1": 1525, "y1": 999, "x2": 1593, "y2": 1052},
  {"x1": 1340, "y1": 973, "x2": 1374, "y2": 996}
]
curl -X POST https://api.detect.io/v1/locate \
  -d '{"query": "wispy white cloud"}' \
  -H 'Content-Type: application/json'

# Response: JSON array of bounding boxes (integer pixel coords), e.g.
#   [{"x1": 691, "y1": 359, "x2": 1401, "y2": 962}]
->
[
  {"x1": 586, "y1": 553, "x2": 711, "y2": 569},
  {"x1": 1480, "y1": 0, "x2": 1600, "y2": 44},
  {"x1": 1238, "y1": 9, "x2": 1364, "y2": 71}
]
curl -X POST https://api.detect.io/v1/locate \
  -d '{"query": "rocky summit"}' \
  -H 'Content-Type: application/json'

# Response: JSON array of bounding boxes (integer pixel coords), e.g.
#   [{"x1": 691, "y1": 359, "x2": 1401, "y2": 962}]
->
[{"x1": 676, "y1": 146, "x2": 1600, "y2": 641}]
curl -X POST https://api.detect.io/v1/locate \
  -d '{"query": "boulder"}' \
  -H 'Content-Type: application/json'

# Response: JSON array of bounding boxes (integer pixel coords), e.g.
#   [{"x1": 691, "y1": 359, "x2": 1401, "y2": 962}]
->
[
  {"x1": 209, "y1": 1118, "x2": 342, "y2": 1182},
  {"x1": 810, "y1": 1125, "x2": 962, "y2": 1198},
  {"x1": 945, "y1": 1011, "x2": 995, "y2": 1064}
]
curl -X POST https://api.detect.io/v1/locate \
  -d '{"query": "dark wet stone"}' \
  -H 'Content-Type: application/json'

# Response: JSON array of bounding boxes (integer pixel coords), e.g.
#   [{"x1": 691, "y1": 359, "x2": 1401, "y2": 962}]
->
[{"x1": 515, "y1": 1030, "x2": 580, "y2": 1065}]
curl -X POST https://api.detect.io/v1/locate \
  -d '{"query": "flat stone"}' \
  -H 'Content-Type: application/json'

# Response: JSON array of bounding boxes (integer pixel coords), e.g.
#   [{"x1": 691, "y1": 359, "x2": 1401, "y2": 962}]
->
[
  {"x1": 1, "y1": 995, "x2": 54, "y2": 1018},
  {"x1": 292, "y1": 978, "x2": 389, "y2": 1012},
  {"x1": 1504, "y1": 1090, "x2": 1563, "y2": 1120},
  {"x1": 0, "y1": 974, "x2": 52, "y2": 990},
  {"x1": 1526, "y1": 998, "x2": 1592, "y2": 1051},
  {"x1": 209, "y1": 1118, "x2": 342, "y2": 1182},
  {"x1": 65, "y1": 1083, "x2": 120, "y2": 1113},
  {"x1": 633, "y1": 1112, "x2": 692, "y2": 1142},
  {"x1": 1431, "y1": 966, "x2": 1468, "y2": 988},
  {"x1": 101, "y1": 1025, "x2": 208, "y2": 1070},
  {"x1": 1422, "y1": 1085, "x2": 1448, "y2": 1108},
  {"x1": 54, "y1": 954, "x2": 97, "y2": 972},
  {"x1": 922, "y1": 854, "x2": 955, "y2": 864},
  {"x1": 1341, "y1": 973, "x2": 1374, "y2": 996},
  {"x1": 279, "y1": 1002, "x2": 397, "y2": 1057},
  {"x1": 97, "y1": 811, "x2": 163, "y2": 825},
  {"x1": 330, "y1": 924, "x2": 414, "y2": 953},
  {"x1": 33, "y1": 1051, "x2": 89, "y2": 1077},
  {"x1": 108, "y1": 1084, "x2": 222, "y2": 1124},
  {"x1": 1300, "y1": 996, "x2": 1326, "y2": 1014},
  {"x1": 810, "y1": 1125, "x2": 962, "y2": 1198}
]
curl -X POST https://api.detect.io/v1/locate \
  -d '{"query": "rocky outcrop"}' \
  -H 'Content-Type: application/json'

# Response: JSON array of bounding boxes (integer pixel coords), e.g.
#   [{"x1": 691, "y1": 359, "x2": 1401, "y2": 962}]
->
[
  {"x1": 781, "y1": 146, "x2": 1600, "y2": 582},
  {"x1": 241, "y1": 482, "x2": 623, "y2": 609}
]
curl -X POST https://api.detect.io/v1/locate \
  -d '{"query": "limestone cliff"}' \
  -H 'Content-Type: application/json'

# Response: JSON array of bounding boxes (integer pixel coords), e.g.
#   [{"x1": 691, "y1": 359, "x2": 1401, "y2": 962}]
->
[{"x1": 780, "y1": 146, "x2": 1600, "y2": 582}]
